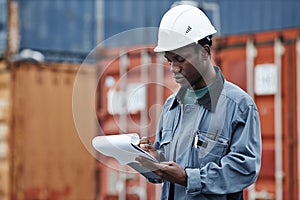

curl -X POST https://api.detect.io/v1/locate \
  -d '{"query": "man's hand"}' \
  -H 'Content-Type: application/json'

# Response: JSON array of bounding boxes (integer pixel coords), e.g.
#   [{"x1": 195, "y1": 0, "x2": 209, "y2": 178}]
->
[
  {"x1": 135, "y1": 156, "x2": 187, "y2": 187},
  {"x1": 138, "y1": 137, "x2": 159, "y2": 160}
]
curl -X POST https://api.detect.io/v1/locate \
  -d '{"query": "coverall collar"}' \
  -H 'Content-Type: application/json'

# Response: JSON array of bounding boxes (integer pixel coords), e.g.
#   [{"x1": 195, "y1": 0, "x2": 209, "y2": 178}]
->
[{"x1": 169, "y1": 66, "x2": 225, "y2": 112}]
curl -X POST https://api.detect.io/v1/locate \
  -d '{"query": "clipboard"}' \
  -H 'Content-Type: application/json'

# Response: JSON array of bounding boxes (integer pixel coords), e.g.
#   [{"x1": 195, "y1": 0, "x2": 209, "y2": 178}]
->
[{"x1": 92, "y1": 133, "x2": 161, "y2": 181}]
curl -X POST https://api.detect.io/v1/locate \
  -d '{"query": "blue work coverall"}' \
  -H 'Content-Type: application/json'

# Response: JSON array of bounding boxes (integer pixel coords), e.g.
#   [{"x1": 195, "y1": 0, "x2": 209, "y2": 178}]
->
[{"x1": 151, "y1": 68, "x2": 262, "y2": 200}]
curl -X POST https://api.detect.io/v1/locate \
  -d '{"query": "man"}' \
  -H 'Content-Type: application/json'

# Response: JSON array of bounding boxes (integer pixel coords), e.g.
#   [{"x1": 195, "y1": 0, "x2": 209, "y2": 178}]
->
[{"x1": 136, "y1": 4, "x2": 262, "y2": 200}]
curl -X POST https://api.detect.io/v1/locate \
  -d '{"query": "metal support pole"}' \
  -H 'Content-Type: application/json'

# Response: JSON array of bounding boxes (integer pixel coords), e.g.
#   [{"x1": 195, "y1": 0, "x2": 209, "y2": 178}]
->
[
  {"x1": 246, "y1": 38, "x2": 257, "y2": 98},
  {"x1": 118, "y1": 51, "x2": 129, "y2": 200},
  {"x1": 139, "y1": 50, "x2": 149, "y2": 200},
  {"x1": 156, "y1": 53, "x2": 165, "y2": 112},
  {"x1": 120, "y1": 51, "x2": 129, "y2": 132},
  {"x1": 141, "y1": 50, "x2": 149, "y2": 139},
  {"x1": 155, "y1": 53, "x2": 165, "y2": 200},
  {"x1": 95, "y1": 0, "x2": 104, "y2": 44},
  {"x1": 274, "y1": 38, "x2": 284, "y2": 200},
  {"x1": 6, "y1": 0, "x2": 19, "y2": 56},
  {"x1": 296, "y1": 37, "x2": 300, "y2": 200},
  {"x1": 246, "y1": 38, "x2": 257, "y2": 200}
]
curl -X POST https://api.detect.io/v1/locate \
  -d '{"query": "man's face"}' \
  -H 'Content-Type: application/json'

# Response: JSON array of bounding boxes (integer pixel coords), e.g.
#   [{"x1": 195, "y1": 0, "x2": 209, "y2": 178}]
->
[{"x1": 164, "y1": 44, "x2": 207, "y2": 89}]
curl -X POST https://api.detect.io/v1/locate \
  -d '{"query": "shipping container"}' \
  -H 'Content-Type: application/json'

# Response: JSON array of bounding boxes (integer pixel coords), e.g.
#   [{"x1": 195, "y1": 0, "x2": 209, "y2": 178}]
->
[
  {"x1": 95, "y1": 28, "x2": 300, "y2": 200},
  {"x1": 16, "y1": 0, "x2": 300, "y2": 59},
  {"x1": 18, "y1": 0, "x2": 95, "y2": 55},
  {"x1": 95, "y1": 46, "x2": 175, "y2": 200},
  {"x1": 0, "y1": 64, "x2": 11, "y2": 200},
  {"x1": 9, "y1": 62, "x2": 97, "y2": 200},
  {"x1": 103, "y1": 0, "x2": 300, "y2": 44},
  {"x1": 215, "y1": 28, "x2": 300, "y2": 200}
]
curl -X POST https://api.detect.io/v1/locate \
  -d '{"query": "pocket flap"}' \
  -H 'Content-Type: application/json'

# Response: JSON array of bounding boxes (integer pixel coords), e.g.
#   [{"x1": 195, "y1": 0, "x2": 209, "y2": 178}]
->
[{"x1": 159, "y1": 130, "x2": 172, "y2": 147}]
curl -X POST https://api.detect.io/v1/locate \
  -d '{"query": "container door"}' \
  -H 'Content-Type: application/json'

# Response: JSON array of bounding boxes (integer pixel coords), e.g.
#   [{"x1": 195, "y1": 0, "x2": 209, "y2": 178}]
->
[{"x1": 215, "y1": 28, "x2": 300, "y2": 200}]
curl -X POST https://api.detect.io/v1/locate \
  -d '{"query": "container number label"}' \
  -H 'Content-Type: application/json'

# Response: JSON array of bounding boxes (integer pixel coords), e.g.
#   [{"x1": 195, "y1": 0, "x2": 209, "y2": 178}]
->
[{"x1": 255, "y1": 63, "x2": 278, "y2": 95}]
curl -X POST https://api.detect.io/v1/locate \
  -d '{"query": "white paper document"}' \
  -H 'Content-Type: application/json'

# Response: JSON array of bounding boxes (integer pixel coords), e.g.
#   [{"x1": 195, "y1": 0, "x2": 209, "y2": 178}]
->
[{"x1": 92, "y1": 133, "x2": 161, "y2": 181}]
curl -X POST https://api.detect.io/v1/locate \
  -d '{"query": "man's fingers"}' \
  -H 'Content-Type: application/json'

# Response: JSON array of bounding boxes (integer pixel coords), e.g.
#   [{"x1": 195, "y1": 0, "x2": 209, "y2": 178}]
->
[
  {"x1": 140, "y1": 137, "x2": 151, "y2": 145},
  {"x1": 136, "y1": 156, "x2": 162, "y2": 171},
  {"x1": 138, "y1": 159, "x2": 168, "y2": 179},
  {"x1": 139, "y1": 144, "x2": 149, "y2": 149},
  {"x1": 139, "y1": 143, "x2": 153, "y2": 150},
  {"x1": 139, "y1": 137, "x2": 152, "y2": 152}
]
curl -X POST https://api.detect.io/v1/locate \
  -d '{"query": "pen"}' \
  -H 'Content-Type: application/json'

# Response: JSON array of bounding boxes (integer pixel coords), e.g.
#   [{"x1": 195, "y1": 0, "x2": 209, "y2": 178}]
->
[{"x1": 194, "y1": 134, "x2": 198, "y2": 148}]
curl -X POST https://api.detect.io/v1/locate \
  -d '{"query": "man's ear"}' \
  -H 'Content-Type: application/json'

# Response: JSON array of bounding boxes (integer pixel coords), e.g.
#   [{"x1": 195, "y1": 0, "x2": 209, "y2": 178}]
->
[
  {"x1": 199, "y1": 44, "x2": 211, "y2": 59},
  {"x1": 203, "y1": 44, "x2": 211, "y2": 55}
]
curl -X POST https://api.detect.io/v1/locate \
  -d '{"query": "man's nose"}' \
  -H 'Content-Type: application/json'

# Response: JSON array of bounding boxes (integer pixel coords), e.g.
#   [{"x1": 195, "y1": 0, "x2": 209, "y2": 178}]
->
[{"x1": 169, "y1": 62, "x2": 181, "y2": 73}]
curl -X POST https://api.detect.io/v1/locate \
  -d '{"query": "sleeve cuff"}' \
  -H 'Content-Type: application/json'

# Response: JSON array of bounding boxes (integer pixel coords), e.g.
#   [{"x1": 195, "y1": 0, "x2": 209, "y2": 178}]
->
[{"x1": 185, "y1": 168, "x2": 202, "y2": 194}]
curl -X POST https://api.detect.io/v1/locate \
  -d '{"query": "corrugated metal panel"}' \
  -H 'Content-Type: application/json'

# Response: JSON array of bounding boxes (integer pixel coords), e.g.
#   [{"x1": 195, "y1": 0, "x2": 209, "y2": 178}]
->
[
  {"x1": 215, "y1": 28, "x2": 300, "y2": 200},
  {"x1": 95, "y1": 28, "x2": 300, "y2": 199},
  {"x1": 103, "y1": 0, "x2": 300, "y2": 45},
  {"x1": 10, "y1": 62, "x2": 96, "y2": 200},
  {"x1": 0, "y1": 0, "x2": 7, "y2": 56},
  {"x1": 0, "y1": 68, "x2": 10, "y2": 200},
  {"x1": 103, "y1": 0, "x2": 174, "y2": 47},
  {"x1": 18, "y1": 0, "x2": 95, "y2": 54},
  {"x1": 95, "y1": 47, "x2": 175, "y2": 199},
  {"x1": 213, "y1": 0, "x2": 300, "y2": 36},
  {"x1": 17, "y1": 0, "x2": 300, "y2": 59}
]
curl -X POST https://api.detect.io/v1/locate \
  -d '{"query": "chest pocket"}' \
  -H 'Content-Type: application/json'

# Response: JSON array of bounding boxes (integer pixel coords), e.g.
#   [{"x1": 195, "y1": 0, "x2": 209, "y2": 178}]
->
[
  {"x1": 191, "y1": 130, "x2": 229, "y2": 168},
  {"x1": 159, "y1": 130, "x2": 173, "y2": 161},
  {"x1": 158, "y1": 106, "x2": 180, "y2": 161}
]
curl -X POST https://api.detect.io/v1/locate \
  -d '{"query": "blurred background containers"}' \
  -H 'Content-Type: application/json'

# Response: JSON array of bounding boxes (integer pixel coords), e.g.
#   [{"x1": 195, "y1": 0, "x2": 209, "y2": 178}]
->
[
  {"x1": 0, "y1": 67, "x2": 11, "y2": 200},
  {"x1": 95, "y1": 27, "x2": 300, "y2": 199},
  {"x1": 2, "y1": 0, "x2": 298, "y2": 60},
  {"x1": 214, "y1": 27, "x2": 300, "y2": 200},
  {"x1": 9, "y1": 62, "x2": 96, "y2": 200},
  {"x1": 0, "y1": 0, "x2": 300, "y2": 200}
]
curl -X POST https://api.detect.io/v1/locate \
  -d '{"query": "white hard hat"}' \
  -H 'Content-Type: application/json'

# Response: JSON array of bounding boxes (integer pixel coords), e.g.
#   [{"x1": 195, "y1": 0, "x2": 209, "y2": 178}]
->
[{"x1": 154, "y1": 5, "x2": 217, "y2": 52}]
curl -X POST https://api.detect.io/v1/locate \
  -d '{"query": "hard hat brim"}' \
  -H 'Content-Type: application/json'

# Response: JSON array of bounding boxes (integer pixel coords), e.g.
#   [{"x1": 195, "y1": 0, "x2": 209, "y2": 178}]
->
[
  {"x1": 153, "y1": 42, "x2": 194, "y2": 52},
  {"x1": 153, "y1": 30, "x2": 216, "y2": 53}
]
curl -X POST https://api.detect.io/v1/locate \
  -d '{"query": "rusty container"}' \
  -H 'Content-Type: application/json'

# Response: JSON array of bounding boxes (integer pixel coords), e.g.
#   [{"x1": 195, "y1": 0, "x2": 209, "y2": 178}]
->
[
  {"x1": 9, "y1": 62, "x2": 96, "y2": 200},
  {"x1": 0, "y1": 64, "x2": 11, "y2": 200},
  {"x1": 95, "y1": 28, "x2": 300, "y2": 200},
  {"x1": 95, "y1": 46, "x2": 178, "y2": 200},
  {"x1": 215, "y1": 28, "x2": 300, "y2": 200}
]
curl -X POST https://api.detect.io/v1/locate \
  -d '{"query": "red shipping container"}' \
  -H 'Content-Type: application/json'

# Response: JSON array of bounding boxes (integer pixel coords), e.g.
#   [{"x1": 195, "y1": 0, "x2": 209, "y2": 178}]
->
[{"x1": 95, "y1": 28, "x2": 300, "y2": 200}]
